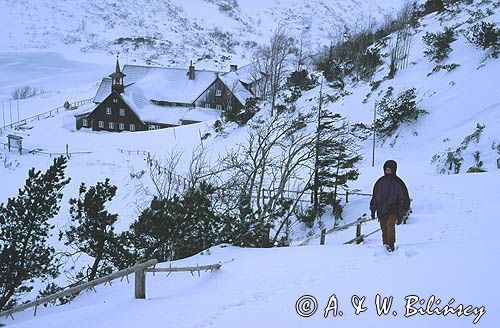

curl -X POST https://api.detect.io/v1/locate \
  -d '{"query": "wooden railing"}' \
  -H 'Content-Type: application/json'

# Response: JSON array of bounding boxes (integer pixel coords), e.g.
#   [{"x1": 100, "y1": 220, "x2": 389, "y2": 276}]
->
[
  {"x1": 301, "y1": 203, "x2": 413, "y2": 247},
  {"x1": 0, "y1": 259, "x2": 158, "y2": 320},
  {"x1": 0, "y1": 260, "x2": 223, "y2": 320},
  {"x1": 1, "y1": 142, "x2": 92, "y2": 158}
]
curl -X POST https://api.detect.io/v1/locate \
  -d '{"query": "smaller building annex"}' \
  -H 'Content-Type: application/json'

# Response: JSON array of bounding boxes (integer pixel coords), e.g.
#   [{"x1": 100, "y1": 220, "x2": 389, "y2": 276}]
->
[{"x1": 76, "y1": 58, "x2": 257, "y2": 132}]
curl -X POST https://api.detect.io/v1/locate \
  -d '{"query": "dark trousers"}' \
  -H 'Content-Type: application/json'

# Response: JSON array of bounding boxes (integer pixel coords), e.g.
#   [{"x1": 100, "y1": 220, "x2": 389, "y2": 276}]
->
[{"x1": 379, "y1": 211, "x2": 397, "y2": 246}]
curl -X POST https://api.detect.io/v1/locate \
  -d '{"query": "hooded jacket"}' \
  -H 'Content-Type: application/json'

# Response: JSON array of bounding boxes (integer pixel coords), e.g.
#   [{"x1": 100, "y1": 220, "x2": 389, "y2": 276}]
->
[{"x1": 370, "y1": 160, "x2": 410, "y2": 219}]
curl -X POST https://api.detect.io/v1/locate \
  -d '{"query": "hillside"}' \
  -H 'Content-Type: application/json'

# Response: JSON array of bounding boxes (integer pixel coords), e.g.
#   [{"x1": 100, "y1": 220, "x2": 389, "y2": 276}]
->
[
  {"x1": 0, "y1": 0, "x2": 401, "y2": 65},
  {"x1": 1, "y1": 0, "x2": 500, "y2": 327}
]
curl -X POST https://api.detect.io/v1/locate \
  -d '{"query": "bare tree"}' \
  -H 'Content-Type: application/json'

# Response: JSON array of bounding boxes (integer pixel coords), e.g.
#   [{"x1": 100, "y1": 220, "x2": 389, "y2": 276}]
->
[
  {"x1": 252, "y1": 26, "x2": 295, "y2": 115},
  {"x1": 142, "y1": 148, "x2": 183, "y2": 199},
  {"x1": 218, "y1": 110, "x2": 316, "y2": 246},
  {"x1": 388, "y1": 1, "x2": 416, "y2": 77}
]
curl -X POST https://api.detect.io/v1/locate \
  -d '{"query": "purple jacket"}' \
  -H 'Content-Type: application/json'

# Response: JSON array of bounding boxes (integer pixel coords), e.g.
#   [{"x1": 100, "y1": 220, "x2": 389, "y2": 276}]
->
[{"x1": 370, "y1": 174, "x2": 406, "y2": 219}]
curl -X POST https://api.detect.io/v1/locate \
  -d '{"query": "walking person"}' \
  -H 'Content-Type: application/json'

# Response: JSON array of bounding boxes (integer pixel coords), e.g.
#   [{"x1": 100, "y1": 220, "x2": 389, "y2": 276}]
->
[{"x1": 370, "y1": 160, "x2": 410, "y2": 252}]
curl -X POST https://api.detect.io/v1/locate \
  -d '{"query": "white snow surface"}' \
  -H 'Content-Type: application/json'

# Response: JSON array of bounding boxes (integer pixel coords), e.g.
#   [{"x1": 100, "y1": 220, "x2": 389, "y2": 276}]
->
[{"x1": 1, "y1": 0, "x2": 500, "y2": 327}]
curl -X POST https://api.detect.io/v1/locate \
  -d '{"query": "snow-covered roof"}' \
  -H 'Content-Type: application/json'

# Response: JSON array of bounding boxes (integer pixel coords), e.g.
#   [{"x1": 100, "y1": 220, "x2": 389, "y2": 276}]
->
[
  {"x1": 94, "y1": 77, "x2": 112, "y2": 103},
  {"x1": 123, "y1": 65, "x2": 219, "y2": 104},
  {"x1": 218, "y1": 72, "x2": 254, "y2": 105},
  {"x1": 121, "y1": 85, "x2": 218, "y2": 125},
  {"x1": 222, "y1": 64, "x2": 257, "y2": 85},
  {"x1": 73, "y1": 102, "x2": 98, "y2": 117}
]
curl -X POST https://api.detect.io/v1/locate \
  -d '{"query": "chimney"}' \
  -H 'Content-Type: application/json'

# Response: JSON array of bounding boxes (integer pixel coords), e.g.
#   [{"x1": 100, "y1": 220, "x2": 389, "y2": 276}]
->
[
  {"x1": 188, "y1": 61, "x2": 195, "y2": 80},
  {"x1": 230, "y1": 64, "x2": 238, "y2": 72}
]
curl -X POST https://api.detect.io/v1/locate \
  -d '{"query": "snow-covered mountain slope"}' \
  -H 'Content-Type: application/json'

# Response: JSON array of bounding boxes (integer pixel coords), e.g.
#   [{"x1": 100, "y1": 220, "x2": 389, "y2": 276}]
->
[
  {"x1": 1, "y1": 0, "x2": 500, "y2": 327},
  {"x1": 0, "y1": 0, "x2": 401, "y2": 65}
]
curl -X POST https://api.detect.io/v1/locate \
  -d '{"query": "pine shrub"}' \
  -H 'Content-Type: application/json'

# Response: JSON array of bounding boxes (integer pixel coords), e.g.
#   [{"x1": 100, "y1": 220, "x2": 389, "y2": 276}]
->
[
  {"x1": 467, "y1": 22, "x2": 500, "y2": 58},
  {"x1": 422, "y1": 28, "x2": 457, "y2": 62},
  {"x1": 374, "y1": 88, "x2": 428, "y2": 139},
  {"x1": 0, "y1": 156, "x2": 70, "y2": 311}
]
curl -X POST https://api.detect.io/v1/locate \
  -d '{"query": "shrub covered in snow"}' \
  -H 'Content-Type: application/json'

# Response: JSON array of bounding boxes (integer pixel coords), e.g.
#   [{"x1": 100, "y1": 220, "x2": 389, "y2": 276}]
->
[
  {"x1": 467, "y1": 21, "x2": 500, "y2": 58},
  {"x1": 423, "y1": 0, "x2": 445, "y2": 15},
  {"x1": 374, "y1": 87, "x2": 428, "y2": 139},
  {"x1": 422, "y1": 27, "x2": 457, "y2": 62},
  {"x1": 432, "y1": 123, "x2": 487, "y2": 174}
]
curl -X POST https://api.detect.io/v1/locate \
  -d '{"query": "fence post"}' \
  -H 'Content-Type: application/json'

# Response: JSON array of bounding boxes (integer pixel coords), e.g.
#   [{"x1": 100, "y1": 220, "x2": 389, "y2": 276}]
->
[
  {"x1": 345, "y1": 190, "x2": 349, "y2": 203},
  {"x1": 320, "y1": 228, "x2": 326, "y2": 245},
  {"x1": 356, "y1": 222, "x2": 362, "y2": 244},
  {"x1": 135, "y1": 262, "x2": 146, "y2": 299}
]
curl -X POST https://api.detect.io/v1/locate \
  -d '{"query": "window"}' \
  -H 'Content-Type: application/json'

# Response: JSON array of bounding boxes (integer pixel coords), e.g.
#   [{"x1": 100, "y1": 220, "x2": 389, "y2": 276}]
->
[
  {"x1": 109, "y1": 122, "x2": 114, "y2": 129},
  {"x1": 82, "y1": 118, "x2": 88, "y2": 127},
  {"x1": 216, "y1": 104, "x2": 222, "y2": 110},
  {"x1": 113, "y1": 99, "x2": 118, "y2": 103},
  {"x1": 227, "y1": 104, "x2": 232, "y2": 111},
  {"x1": 119, "y1": 123, "x2": 125, "y2": 130},
  {"x1": 205, "y1": 103, "x2": 211, "y2": 109},
  {"x1": 130, "y1": 123, "x2": 136, "y2": 132},
  {"x1": 216, "y1": 89, "x2": 222, "y2": 96},
  {"x1": 98, "y1": 121, "x2": 104, "y2": 128},
  {"x1": 106, "y1": 107, "x2": 112, "y2": 115},
  {"x1": 119, "y1": 108, "x2": 125, "y2": 116},
  {"x1": 148, "y1": 124, "x2": 158, "y2": 130}
]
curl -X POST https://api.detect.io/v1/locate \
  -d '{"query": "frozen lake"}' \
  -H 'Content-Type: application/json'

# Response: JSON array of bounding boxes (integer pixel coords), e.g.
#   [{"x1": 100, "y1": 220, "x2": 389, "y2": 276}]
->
[
  {"x1": 0, "y1": 51, "x2": 105, "y2": 99},
  {"x1": 0, "y1": 51, "x2": 109, "y2": 126}
]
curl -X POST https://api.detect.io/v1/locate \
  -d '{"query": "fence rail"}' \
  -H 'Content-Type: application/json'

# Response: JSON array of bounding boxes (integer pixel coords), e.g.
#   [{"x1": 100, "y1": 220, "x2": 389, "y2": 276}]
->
[
  {"x1": 300, "y1": 204, "x2": 412, "y2": 247},
  {"x1": 2, "y1": 142, "x2": 93, "y2": 158},
  {"x1": 0, "y1": 98, "x2": 93, "y2": 134},
  {"x1": 0, "y1": 259, "x2": 158, "y2": 320},
  {"x1": 147, "y1": 263, "x2": 222, "y2": 275},
  {"x1": 0, "y1": 260, "x2": 223, "y2": 320}
]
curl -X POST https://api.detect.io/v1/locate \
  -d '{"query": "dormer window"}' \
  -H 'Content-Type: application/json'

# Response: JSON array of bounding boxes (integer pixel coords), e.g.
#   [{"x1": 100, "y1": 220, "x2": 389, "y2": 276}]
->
[{"x1": 106, "y1": 107, "x2": 112, "y2": 115}]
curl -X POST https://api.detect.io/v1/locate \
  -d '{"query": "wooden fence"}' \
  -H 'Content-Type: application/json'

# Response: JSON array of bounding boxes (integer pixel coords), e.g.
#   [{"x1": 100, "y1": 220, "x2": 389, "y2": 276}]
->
[
  {"x1": 0, "y1": 260, "x2": 222, "y2": 320},
  {"x1": 0, "y1": 98, "x2": 93, "y2": 134},
  {"x1": 1, "y1": 142, "x2": 92, "y2": 158},
  {"x1": 301, "y1": 203, "x2": 413, "y2": 247}
]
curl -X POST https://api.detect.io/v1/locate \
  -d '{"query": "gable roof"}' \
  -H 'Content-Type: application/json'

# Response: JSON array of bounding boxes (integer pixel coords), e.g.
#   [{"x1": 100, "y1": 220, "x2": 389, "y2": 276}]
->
[
  {"x1": 94, "y1": 77, "x2": 112, "y2": 103},
  {"x1": 122, "y1": 65, "x2": 220, "y2": 104},
  {"x1": 222, "y1": 64, "x2": 258, "y2": 85},
  {"x1": 218, "y1": 72, "x2": 254, "y2": 105}
]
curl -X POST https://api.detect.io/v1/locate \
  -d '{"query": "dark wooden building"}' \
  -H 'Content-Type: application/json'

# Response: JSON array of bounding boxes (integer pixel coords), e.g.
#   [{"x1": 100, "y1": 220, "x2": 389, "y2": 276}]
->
[{"x1": 76, "y1": 59, "x2": 258, "y2": 132}]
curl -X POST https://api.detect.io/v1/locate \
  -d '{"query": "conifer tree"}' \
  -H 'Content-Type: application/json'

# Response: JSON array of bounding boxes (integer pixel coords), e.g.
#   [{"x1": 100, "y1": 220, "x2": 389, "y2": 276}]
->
[
  {"x1": 311, "y1": 86, "x2": 362, "y2": 223},
  {"x1": 60, "y1": 179, "x2": 120, "y2": 281},
  {"x1": 128, "y1": 181, "x2": 224, "y2": 261},
  {"x1": 0, "y1": 156, "x2": 70, "y2": 311}
]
